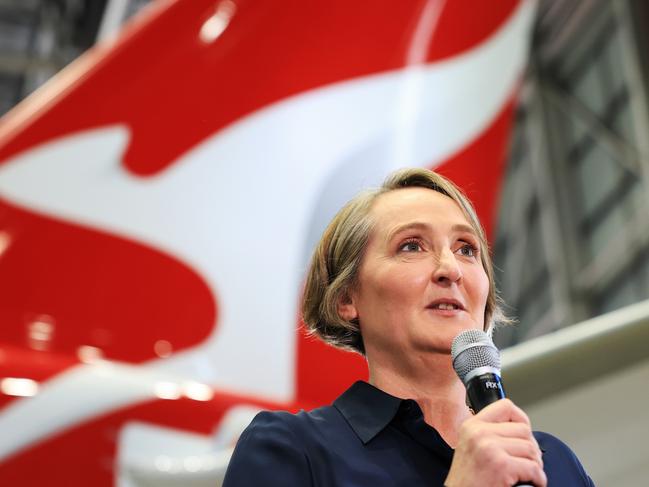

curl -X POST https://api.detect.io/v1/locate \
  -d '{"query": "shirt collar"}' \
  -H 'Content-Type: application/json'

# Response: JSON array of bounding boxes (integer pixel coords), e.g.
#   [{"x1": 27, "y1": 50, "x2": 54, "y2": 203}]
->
[
  {"x1": 334, "y1": 381, "x2": 547, "y2": 457},
  {"x1": 333, "y1": 380, "x2": 404, "y2": 444}
]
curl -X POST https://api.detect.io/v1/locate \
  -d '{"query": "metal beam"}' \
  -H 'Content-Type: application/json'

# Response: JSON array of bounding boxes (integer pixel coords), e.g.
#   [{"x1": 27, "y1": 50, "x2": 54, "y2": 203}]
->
[{"x1": 502, "y1": 298, "x2": 649, "y2": 406}]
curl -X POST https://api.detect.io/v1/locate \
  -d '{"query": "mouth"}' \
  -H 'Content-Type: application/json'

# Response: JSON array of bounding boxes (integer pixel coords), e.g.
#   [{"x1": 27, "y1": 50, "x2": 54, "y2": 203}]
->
[{"x1": 427, "y1": 299, "x2": 465, "y2": 312}]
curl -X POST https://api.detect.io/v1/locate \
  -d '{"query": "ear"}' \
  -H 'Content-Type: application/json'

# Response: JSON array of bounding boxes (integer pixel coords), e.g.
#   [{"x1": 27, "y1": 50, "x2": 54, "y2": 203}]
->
[{"x1": 337, "y1": 290, "x2": 358, "y2": 322}]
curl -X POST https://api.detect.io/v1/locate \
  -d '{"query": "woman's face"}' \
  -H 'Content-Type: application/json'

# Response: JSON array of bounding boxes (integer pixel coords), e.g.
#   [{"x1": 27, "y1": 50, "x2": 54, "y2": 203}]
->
[{"x1": 341, "y1": 187, "x2": 489, "y2": 358}]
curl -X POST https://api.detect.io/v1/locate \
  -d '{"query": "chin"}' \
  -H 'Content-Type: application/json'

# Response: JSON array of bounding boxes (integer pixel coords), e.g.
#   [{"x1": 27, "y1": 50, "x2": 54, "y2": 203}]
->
[
  {"x1": 418, "y1": 323, "x2": 477, "y2": 353},
  {"x1": 413, "y1": 336, "x2": 455, "y2": 355}
]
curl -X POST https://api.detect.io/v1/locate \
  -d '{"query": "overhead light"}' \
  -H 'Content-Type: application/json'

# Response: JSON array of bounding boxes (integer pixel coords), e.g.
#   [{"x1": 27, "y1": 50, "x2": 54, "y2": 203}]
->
[
  {"x1": 183, "y1": 381, "x2": 214, "y2": 402},
  {"x1": 27, "y1": 316, "x2": 55, "y2": 351},
  {"x1": 154, "y1": 339, "x2": 173, "y2": 358},
  {"x1": 153, "y1": 381, "x2": 182, "y2": 400},
  {"x1": 199, "y1": 0, "x2": 236, "y2": 43},
  {"x1": 1, "y1": 377, "x2": 39, "y2": 397},
  {"x1": 183, "y1": 456, "x2": 203, "y2": 473},
  {"x1": 77, "y1": 345, "x2": 104, "y2": 364},
  {"x1": 0, "y1": 231, "x2": 11, "y2": 258}
]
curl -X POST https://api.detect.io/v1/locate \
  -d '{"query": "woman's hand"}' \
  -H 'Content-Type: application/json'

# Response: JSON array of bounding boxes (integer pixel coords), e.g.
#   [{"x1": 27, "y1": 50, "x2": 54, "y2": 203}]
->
[{"x1": 444, "y1": 399, "x2": 547, "y2": 487}]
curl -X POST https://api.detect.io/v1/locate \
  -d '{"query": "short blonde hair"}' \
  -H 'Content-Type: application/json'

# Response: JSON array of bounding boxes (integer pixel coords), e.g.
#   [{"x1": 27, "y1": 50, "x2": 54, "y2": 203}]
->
[{"x1": 301, "y1": 167, "x2": 506, "y2": 355}]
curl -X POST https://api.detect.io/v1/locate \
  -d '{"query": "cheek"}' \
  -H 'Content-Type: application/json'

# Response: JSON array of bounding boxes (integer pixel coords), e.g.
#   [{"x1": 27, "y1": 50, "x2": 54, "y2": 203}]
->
[
  {"x1": 359, "y1": 264, "x2": 426, "y2": 309},
  {"x1": 467, "y1": 267, "x2": 490, "y2": 309}
]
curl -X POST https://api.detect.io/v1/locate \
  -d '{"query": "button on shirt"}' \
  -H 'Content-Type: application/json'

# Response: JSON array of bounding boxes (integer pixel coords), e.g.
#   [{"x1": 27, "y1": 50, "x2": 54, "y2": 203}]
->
[{"x1": 223, "y1": 381, "x2": 595, "y2": 486}]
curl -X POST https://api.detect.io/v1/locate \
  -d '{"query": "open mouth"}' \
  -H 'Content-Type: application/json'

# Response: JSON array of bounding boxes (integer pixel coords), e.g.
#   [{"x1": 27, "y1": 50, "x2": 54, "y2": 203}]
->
[
  {"x1": 431, "y1": 303, "x2": 460, "y2": 311},
  {"x1": 428, "y1": 300, "x2": 465, "y2": 311}
]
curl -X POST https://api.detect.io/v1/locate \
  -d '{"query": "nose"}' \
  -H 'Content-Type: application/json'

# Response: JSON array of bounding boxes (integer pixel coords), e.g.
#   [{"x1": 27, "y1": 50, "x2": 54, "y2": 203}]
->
[{"x1": 432, "y1": 247, "x2": 462, "y2": 285}]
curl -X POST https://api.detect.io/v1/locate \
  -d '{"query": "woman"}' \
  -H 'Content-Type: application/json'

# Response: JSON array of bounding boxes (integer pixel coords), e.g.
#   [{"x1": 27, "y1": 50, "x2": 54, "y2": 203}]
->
[{"x1": 223, "y1": 168, "x2": 593, "y2": 486}]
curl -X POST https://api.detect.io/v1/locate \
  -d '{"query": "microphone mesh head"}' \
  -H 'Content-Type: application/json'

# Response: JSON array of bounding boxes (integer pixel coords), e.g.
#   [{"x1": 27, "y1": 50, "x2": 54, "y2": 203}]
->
[{"x1": 451, "y1": 329, "x2": 501, "y2": 384}]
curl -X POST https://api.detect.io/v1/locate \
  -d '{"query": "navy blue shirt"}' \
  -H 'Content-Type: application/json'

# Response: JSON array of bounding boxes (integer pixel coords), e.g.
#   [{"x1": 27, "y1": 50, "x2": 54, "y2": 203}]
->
[{"x1": 223, "y1": 381, "x2": 594, "y2": 486}]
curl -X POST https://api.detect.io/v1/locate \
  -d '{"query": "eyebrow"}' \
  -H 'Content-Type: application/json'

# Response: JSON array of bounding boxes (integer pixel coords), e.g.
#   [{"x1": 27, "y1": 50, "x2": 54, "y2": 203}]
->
[
  {"x1": 386, "y1": 221, "x2": 478, "y2": 242},
  {"x1": 451, "y1": 223, "x2": 478, "y2": 236}
]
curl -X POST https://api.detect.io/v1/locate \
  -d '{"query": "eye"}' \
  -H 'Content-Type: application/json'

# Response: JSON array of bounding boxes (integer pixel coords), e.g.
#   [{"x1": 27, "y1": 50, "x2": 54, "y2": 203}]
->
[
  {"x1": 457, "y1": 242, "x2": 478, "y2": 258},
  {"x1": 398, "y1": 238, "x2": 424, "y2": 252}
]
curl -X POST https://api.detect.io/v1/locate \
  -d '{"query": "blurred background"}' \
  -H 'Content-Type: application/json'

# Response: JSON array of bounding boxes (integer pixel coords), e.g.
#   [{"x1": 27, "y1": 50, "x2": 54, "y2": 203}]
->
[
  {"x1": 494, "y1": 0, "x2": 649, "y2": 346},
  {"x1": 0, "y1": 0, "x2": 647, "y2": 485}
]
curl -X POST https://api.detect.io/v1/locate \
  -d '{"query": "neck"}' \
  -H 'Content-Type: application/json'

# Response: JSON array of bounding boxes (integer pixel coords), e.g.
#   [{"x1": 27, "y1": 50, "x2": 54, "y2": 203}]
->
[{"x1": 367, "y1": 352, "x2": 471, "y2": 447}]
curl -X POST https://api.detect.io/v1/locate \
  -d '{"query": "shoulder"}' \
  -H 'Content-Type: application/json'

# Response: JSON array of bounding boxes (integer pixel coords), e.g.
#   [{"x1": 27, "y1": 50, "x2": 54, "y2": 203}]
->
[
  {"x1": 533, "y1": 431, "x2": 594, "y2": 486},
  {"x1": 243, "y1": 405, "x2": 341, "y2": 443},
  {"x1": 223, "y1": 406, "x2": 341, "y2": 487},
  {"x1": 223, "y1": 411, "x2": 310, "y2": 486},
  {"x1": 238, "y1": 410, "x2": 301, "y2": 445}
]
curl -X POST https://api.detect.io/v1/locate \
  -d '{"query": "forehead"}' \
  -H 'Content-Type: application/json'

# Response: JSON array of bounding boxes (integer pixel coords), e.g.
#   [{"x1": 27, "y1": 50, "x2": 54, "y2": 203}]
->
[{"x1": 370, "y1": 187, "x2": 471, "y2": 230}]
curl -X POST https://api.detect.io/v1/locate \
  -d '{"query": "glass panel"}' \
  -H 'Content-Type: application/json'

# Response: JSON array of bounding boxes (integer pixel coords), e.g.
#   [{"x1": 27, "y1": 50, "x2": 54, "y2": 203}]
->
[
  {"x1": 521, "y1": 211, "x2": 546, "y2": 290},
  {"x1": 0, "y1": 19, "x2": 33, "y2": 53},
  {"x1": 638, "y1": 253, "x2": 649, "y2": 302},
  {"x1": 573, "y1": 61, "x2": 607, "y2": 116},
  {"x1": 588, "y1": 195, "x2": 628, "y2": 259},
  {"x1": 597, "y1": 274, "x2": 637, "y2": 314},
  {"x1": 628, "y1": 180, "x2": 644, "y2": 215},
  {"x1": 595, "y1": 253, "x2": 648, "y2": 315},
  {"x1": 611, "y1": 98, "x2": 635, "y2": 143},
  {"x1": 0, "y1": 75, "x2": 20, "y2": 115},
  {"x1": 518, "y1": 279, "x2": 552, "y2": 337},
  {"x1": 600, "y1": 25, "x2": 626, "y2": 96},
  {"x1": 566, "y1": 110, "x2": 590, "y2": 149},
  {"x1": 575, "y1": 143, "x2": 622, "y2": 217}
]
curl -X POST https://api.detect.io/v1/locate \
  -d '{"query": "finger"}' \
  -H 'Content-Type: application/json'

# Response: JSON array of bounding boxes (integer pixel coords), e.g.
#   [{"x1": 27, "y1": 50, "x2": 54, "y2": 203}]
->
[
  {"x1": 499, "y1": 438, "x2": 544, "y2": 465},
  {"x1": 478, "y1": 421, "x2": 535, "y2": 440},
  {"x1": 476, "y1": 398, "x2": 531, "y2": 426},
  {"x1": 482, "y1": 422, "x2": 543, "y2": 462},
  {"x1": 509, "y1": 457, "x2": 547, "y2": 487}
]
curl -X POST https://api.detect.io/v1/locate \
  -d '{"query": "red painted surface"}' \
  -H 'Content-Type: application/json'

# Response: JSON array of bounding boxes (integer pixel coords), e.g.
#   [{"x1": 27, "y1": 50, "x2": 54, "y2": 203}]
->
[
  {"x1": 0, "y1": 202, "x2": 216, "y2": 363},
  {"x1": 0, "y1": 0, "x2": 518, "y2": 176},
  {"x1": 0, "y1": 345, "x2": 78, "y2": 409}
]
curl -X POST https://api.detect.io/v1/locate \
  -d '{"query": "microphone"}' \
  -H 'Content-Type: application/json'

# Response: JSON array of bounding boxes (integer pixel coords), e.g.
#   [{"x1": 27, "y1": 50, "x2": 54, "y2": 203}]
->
[
  {"x1": 451, "y1": 329, "x2": 505, "y2": 412},
  {"x1": 451, "y1": 329, "x2": 534, "y2": 487}
]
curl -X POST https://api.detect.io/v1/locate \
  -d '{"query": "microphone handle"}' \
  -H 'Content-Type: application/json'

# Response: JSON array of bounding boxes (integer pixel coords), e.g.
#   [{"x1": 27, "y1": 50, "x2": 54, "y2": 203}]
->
[
  {"x1": 466, "y1": 373, "x2": 535, "y2": 487},
  {"x1": 465, "y1": 372, "x2": 505, "y2": 413}
]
